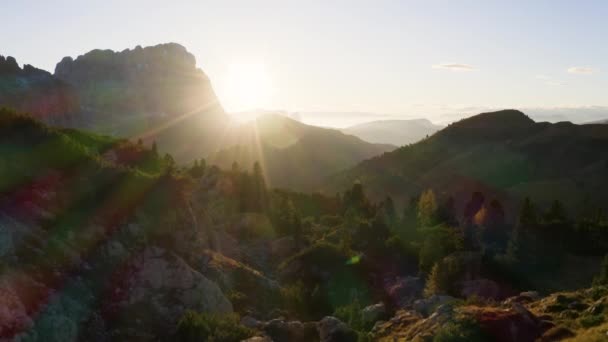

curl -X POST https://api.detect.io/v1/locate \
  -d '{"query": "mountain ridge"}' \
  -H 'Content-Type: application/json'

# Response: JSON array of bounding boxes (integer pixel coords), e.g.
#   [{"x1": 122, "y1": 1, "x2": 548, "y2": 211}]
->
[
  {"x1": 327, "y1": 109, "x2": 608, "y2": 218},
  {"x1": 341, "y1": 118, "x2": 443, "y2": 146}
]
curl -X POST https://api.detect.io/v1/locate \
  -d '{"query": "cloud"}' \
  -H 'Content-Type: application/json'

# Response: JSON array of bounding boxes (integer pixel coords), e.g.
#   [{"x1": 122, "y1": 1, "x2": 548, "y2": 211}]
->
[
  {"x1": 432, "y1": 63, "x2": 475, "y2": 71},
  {"x1": 567, "y1": 66, "x2": 598, "y2": 75}
]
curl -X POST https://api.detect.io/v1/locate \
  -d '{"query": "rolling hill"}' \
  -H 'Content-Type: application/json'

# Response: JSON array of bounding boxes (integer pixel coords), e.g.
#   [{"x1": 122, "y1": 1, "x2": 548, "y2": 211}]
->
[
  {"x1": 341, "y1": 119, "x2": 443, "y2": 146},
  {"x1": 211, "y1": 114, "x2": 395, "y2": 190},
  {"x1": 328, "y1": 109, "x2": 608, "y2": 218}
]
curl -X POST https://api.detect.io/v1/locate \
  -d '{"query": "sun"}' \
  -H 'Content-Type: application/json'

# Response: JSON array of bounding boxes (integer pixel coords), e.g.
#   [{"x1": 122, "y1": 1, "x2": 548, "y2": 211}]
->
[{"x1": 218, "y1": 62, "x2": 275, "y2": 118}]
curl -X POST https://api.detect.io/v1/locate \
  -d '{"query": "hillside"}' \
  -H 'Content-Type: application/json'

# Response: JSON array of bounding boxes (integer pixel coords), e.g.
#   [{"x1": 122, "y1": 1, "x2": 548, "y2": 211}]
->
[
  {"x1": 2, "y1": 109, "x2": 608, "y2": 342},
  {"x1": 342, "y1": 119, "x2": 443, "y2": 146},
  {"x1": 328, "y1": 109, "x2": 608, "y2": 218},
  {"x1": 211, "y1": 114, "x2": 395, "y2": 190}
]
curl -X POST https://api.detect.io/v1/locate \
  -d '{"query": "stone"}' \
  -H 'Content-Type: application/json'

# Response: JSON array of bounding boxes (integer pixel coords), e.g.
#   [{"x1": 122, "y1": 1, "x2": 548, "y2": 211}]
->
[
  {"x1": 263, "y1": 318, "x2": 318, "y2": 342},
  {"x1": 109, "y1": 247, "x2": 232, "y2": 334},
  {"x1": 242, "y1": 337, "x2": 273, "y2": 342},
  {"x1": 385, "y1": 276, "x2": 423, "y2": 308},
  {"x1": 520, "y1": 291, "x2": 540, "y2": 301},
  {"x1": 413, "y1": 295, "x2": 456, "y2": 317},
  {"x1": 317, "y1": 316, "x2": 358, "y2": 342},
  {"x1": 539, "y1": 326, "x2": 575, "y2": 341},
  {"x1": 241, "y1": 315, "x2": 262, "y2": 329},
  {"x1": 361, "y1": 303, "x2": 387, "y2": 325}
]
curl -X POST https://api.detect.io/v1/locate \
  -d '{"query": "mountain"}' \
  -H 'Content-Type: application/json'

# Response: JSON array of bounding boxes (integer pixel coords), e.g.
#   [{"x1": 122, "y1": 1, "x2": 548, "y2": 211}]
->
[
  {"x1": 588, "y1": 118, "x2": 608, "y2": 124},
  {"x1": 328, "y1": 109, "x2": 608, "y2": 217},
  {"x1": 1, "y1": 44, "x2": 393, "y2": 177},
  {"x1": 0, "y1": 44, "x2": 229, "y2": 161},
  {"x1": 0, "y1": 55, "x2": 79, "y2": 124},
  {"x1": 52, "y1": 43, "x2": 230, "y2": 160},
  {"x1": 211, "y1": 114, "x2": 396, "y2": 190},
  {"x1": 341, "y1": 119, "x2": 443, "y2": 146}
]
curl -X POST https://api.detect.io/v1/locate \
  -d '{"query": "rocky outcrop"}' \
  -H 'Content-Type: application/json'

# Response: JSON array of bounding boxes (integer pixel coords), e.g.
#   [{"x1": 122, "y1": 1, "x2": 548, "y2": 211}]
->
[
  {"x1": 262, "y1": 318, "x2": 319, "y2": 342},
  {"x1": 107, "y1": 247, "x2": 232, "y2": 335},
  {"x1": 413, "y1": 295, "x2": 456, "y2": 317},
  {"x1": 53, "y1": 43, "x2": 227, "y2": 145},
  {"x1": 317, "y1": 316, "x2": 358, "y2": 342},
  {"x1": 385, "y1": 276, "x2": 423, "y2": 308},
  {"x1": 199, "y1": 249, "x2": 281, "y2": 316},
  {"x1": 361, "y1": 303, "x2": 388, "y2": 327}
]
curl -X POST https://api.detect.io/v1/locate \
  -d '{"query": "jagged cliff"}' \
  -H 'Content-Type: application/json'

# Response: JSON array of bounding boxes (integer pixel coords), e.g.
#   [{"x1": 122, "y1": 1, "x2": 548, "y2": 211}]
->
[{"x1": 0, "y1": 55, "x2": 78, "y2": 124}]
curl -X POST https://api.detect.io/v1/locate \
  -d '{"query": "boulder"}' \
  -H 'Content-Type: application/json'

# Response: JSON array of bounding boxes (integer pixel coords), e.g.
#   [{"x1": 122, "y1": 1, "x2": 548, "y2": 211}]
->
[
  {"x1": 413, "y1": 295, "x2": 456, "y2": 317},
  {"x1": 361, "y1": 303, "x2": 388, "y2": 326},
  {"x1": 473, "y1": 304, "x2": 542, "y2": 342},
  {"x1": 539, "y1": 326, "x2": 575, "y2": 341},
  {"x1": 109, "y1": 247, "x2": 232, "y2": 335},
  {"x1": 461, "y1": 278, "x2": 502, "y2": 300},
  {"x1": 242, "y1": 337, "x2": 273, "y2": 342},
  {"x1": 385, "y1": 276, "x2": 423, "y2": 308},
  {"x1": 241, "y1": 315, "x2": 262, "y2": 329},
  {"x1": 520, "y1": 291, "x2": 540, "y2": 301},
  {"x1": 317, "y1": 316, "x2": 358, "y2": 342},
  {"x1": 262, "y1": 318, "x2": 318, "y2": 342}
]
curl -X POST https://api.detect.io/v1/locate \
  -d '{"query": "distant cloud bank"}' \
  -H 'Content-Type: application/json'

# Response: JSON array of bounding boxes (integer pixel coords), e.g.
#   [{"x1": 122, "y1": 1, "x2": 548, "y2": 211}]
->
[
  {"x1": 567, "y1": 66, "x2": 598, "y2": 74},
  {"x1": 432, "y1": 63, "x2": 475, "y2": 71}
]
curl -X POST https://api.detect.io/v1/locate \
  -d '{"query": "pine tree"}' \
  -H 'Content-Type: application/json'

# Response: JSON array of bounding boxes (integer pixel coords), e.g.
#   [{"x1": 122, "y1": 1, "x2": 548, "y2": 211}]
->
[
  {"x1": 506, "y1": 197, "x2": 538, "y2": 267},
  {"x1": 417, "y1": 189, "x2": 438, "y2": 228},
  {"x1": 252, "y1": 161, "x2": 268, "y2": 212},
  {"x1": 382, "y1": 196, "x2": 397, "y2": 228}
]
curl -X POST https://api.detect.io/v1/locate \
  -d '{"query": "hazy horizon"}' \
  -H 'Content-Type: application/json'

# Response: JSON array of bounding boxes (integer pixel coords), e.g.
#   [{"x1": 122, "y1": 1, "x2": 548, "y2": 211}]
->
[{"x1": 3, "y1": 1, "x2": 608, "y2": 126}]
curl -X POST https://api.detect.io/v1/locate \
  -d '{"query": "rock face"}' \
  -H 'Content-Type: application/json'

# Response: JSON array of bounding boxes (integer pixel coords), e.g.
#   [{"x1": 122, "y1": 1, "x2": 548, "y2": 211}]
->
[
  {"x1": 0, "y1": 55, "x2": 78, "y2": 124},
  {"x1": 54, "y1": 43, "x2": 222, "y2": 130},
  {"x1": 53, "y1": 43, "x2": 228, "y2": 159},
  {"x1": 108, "y1": 247, "x2": 232, "y2": 335}
]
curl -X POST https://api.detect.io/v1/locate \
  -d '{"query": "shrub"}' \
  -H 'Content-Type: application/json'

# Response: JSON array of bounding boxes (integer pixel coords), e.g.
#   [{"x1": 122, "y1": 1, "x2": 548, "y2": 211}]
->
[
  {"x1": 334, "y1": 300, "x2": 365, "y2": 331},
  {"x1": 579, "y1": 314, "x2": 604, "y2": 328},
  {"x1": 175, "y1": 311, "x2": 253, "y2": 342},
  {"x1": 433, "y1": 317, "x2": 489, "y2": 342}
]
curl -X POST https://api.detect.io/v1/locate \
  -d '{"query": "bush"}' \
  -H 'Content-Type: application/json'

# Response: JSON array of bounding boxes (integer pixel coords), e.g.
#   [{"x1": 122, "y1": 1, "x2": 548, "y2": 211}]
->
[
  {"x1": 433, "y1": 317, "x2": 489, "y2": 342},
  {"x1": 579, "y1": 314, "x2": 604, "y2": 328},
  {"x1": 175, "y1": 311, "x2": 253, "y2": 342},
  {"x1": 334, "y1": 300, "x2": 366, "y2": 332}
]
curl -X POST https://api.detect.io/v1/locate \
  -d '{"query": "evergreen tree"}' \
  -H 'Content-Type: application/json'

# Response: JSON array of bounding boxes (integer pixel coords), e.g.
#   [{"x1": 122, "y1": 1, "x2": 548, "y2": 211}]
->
[
  {"x1": 438, "y1": 196, "x2": 458, "y2": 226},
  {"x1": 252, "y1": 161, "x2": 268, "y2": 212},
  {"x1": 506, "y1": 197, "x2": 539, "y2": 268},
  {"x1": 342, "y1": 181, "x2": 373, "y2": 217},
  {"x1": 381, "y1": 196, "x2": 397, "y2": 228},
  {"x1": 474, "y1": 199, "x2": 507, "y2": 254},
  {"x1": 417, "y1": 189, "x2": 438, "y2": 228}
]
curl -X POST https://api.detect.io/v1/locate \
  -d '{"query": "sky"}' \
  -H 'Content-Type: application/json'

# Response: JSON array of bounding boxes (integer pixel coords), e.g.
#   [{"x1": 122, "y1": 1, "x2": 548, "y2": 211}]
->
[{"x1": 2, "y1": 0, "x2": 608, "y2": 126}]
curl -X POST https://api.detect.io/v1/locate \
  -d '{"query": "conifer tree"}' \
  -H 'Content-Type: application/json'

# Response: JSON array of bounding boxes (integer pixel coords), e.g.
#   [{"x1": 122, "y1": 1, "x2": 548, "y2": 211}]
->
[{"x1": 417, "y1": 189, "x2": 438, "y2": 228}]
